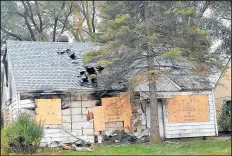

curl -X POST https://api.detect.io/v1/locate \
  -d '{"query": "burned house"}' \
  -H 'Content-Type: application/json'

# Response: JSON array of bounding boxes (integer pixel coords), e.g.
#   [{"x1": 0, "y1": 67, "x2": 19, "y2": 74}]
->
[
  {"x1": 1, "y1": 40, "x2": 218, "y2": 147},
  {"x1": 1, "y1": 40, "x2": 104, "y2": 146}
]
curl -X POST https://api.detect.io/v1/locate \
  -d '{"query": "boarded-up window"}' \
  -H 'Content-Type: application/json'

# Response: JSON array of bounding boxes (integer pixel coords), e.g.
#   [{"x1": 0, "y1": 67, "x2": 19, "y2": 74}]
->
[
  {"x1": 167, "y1": 95, "x2": 209, "y2": 123},
  {"x1": 36, "y1": 99, "x2": 61, "y2": 125},
  {"x1": 93, "y1": 106, "x2": 105, "y2": 132},
  {"x1": 101, "y1": 93, "x2": 132, "y2": 132}
]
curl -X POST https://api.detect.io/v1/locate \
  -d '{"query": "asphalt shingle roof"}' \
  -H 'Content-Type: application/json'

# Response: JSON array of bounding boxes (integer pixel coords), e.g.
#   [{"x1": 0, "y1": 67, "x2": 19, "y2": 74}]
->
[
  {"x1": 6, "y1": 40, "x2": 100, "y2": 92},
  {"x1": 6, "y1": 40, "x2": 213, "y2": 93}
]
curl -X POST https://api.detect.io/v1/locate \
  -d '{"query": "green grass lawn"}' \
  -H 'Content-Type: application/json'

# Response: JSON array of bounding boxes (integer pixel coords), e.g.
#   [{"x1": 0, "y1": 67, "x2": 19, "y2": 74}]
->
[{"x1": 36, "y1": 140, "x2": 231, "y2": 155}]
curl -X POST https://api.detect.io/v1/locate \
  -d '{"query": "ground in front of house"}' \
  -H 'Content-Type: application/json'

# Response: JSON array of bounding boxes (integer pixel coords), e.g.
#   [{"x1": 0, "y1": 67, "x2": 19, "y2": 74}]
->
[{"x1": 35, "y1": 140, "x2": 231, "y2": 155}]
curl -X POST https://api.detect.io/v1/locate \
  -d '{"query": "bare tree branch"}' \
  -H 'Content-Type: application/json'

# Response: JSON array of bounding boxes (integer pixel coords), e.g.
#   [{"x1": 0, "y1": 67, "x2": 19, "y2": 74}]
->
[
  {"x1": 1, "y1": 27, "x2": 23, "y2": 41},
  {"x1": 92, "y1": 0, "x2": 96, "y2": 33},
  {"x1": 53, "y1": 1, "x2": 66, "y2": 41},
  {"x1": 34, "y1": 1, "x2": 43, "y2": 32},
  {"x1": 25, "y1": 1, "x2": 40, "y2": 33},
  {"x1": 20, "y1": 1, "x2": 36, "y2": 41},
  {"x1": 60, "y1": 2, "x2": 74, "y2": 34}
]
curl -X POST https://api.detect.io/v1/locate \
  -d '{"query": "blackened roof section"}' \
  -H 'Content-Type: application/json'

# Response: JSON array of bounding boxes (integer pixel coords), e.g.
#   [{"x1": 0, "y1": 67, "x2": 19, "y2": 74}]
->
[{"x1": 6, "y1": 40, "x2": 100, "y2": 92}]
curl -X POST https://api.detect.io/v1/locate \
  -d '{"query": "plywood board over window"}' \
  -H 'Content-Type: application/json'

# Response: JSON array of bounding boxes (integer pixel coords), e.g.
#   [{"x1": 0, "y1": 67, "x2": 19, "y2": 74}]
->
[
  {"x1": 36, "y1": 99, "x2": 62, "y2": 125},
  {"x1": 167, "y1": 95, "x2": 209, "y2": 123},
  {"x1": 93, "y1": 106, "x2": 105, "y2": 132},
  {"x1": 101, "y1": 93, "x2": 133, "y2": 132}
]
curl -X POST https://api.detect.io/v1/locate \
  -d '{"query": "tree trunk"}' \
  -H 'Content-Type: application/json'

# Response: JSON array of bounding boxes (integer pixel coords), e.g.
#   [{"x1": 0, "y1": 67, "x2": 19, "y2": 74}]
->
[
  {"x1": 144, "y1": 1, "x2": 161, "y2": 144},
  {"x1": 81, "y1": 1, "x2": 93, "y2": 37},
  {"x1": 92, "y1": 0, "x2": 96, "y2": 33},
  {"x1": 53, "y1": 18, "x2": 58, "y2": 42}
]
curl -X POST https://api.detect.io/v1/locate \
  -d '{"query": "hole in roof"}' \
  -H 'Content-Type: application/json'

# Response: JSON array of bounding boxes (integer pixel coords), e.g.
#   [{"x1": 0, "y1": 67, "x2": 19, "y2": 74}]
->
[
  {"x1": 66, "y1": 49, "x2": 77, "y2": 60},
  {"x1": 57, "y1": 50, "x2": 66, "y2": 55},
  {"x1": 69, "y1": 53, "x2": 76, "y2": 59},
  {"x1": 80, "y1": 71, "x2": 85, "y2": 75},
  {"x1": 82, "y1": 77, "x2": 89, "y2": 82},
  {"x1": 91, "y1": 77, "x2": 97, "y2": 83},
  {"x1": 86, "y1": 67, "x2": 96, "y2": 75},
  {"x1": 96, "y1": 66, "x2": 104, "y2": 72}
]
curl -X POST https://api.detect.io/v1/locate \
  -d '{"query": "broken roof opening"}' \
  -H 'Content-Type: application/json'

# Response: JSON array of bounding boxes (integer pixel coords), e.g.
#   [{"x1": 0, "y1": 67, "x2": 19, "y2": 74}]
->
[
  {"x1": 86, "y1": 67, "x2": 97, "y2": 75},
  {"x1": 65, "y1": 49, "x2": 77, "y2": 60},
  {"x1": 57, "y1": 50, "x2": 66, "y2": 55},
  {"x1": 96, "y1": 66, "x2": 104, "y2": 73},
  {"x1": 80, "y1": 71, "x2": 85, "y2": 75},
  {"x1": 82, "y1": 77, "x2": 89, "y2": 82}
]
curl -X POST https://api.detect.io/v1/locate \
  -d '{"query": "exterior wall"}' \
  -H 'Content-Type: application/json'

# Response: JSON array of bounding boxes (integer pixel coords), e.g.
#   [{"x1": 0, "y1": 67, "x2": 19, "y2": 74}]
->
[
  {"x1": 2, "y1": 54, "x2": 17, "y2": 109},
  {"x1": 138, "y1": 91, "x2": 217, "y2": 138},
  {"x1": 163, "y1": 91, "x2": 217, "y2": 138},
  {"x1": 214, "y1": 59, "x2": 231, "y2": 124},
  {"x1": 1, "y1": 54, "x2": 19, "y2": 126},
  {"x1": 11, "y1": 94, "x2": 20, "y2": 121},
  {"x1": 134, "y1": 76, "x2": 181, "y2": 93},
  {"x1": 17, "y1": 92, "x2": 97, "y2": 147}
]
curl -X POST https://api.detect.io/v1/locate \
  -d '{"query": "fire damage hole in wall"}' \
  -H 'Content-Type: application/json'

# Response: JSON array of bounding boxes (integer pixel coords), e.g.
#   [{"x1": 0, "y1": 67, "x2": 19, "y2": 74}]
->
[{"x1": 96, "y1": 100, "x2": 102, "y2": 106}]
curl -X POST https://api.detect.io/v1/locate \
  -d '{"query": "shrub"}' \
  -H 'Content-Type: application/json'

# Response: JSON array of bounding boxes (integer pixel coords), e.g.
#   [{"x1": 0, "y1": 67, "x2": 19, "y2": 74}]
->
[
  {"x1": 1, "y1": 114, "x2": 44, "y2": 154},
  {"x1": 218, "y1": 100, "x2": 231, "y2": 131}
]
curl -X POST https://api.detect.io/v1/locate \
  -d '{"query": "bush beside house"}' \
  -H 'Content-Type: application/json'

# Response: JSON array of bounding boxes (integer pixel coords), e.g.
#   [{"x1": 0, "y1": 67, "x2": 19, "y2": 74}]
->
[
  {"x1": 1, "y1": 114, "x2": 44, "y2": 155},
  {"x1": 218, "y1": 100, "x2": 231, "y2": 132}
]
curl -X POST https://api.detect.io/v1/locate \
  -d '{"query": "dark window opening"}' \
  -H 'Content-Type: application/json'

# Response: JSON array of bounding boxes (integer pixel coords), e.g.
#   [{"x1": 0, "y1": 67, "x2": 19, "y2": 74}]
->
[{"x1": 96, "y1": 100, "x2": 101, "y2": 106}]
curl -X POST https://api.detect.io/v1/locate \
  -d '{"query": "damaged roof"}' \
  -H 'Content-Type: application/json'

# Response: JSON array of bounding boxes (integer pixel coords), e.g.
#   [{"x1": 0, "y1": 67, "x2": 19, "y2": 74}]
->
[
  {"x1": 6, "y1": 40, "x2": 213, "y2": 93},
  {"x1": 96, "y1": 54, "x2": 213, "y2": 91},
  {"x1": 6, "y1": 40, "x2": 100, "y2": 92}
]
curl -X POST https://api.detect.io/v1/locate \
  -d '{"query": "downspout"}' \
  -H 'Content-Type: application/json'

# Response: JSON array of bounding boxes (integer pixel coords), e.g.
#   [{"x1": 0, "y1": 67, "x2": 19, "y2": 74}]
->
[{"x1": 211, "y1": 89, "x2": 218, "y2": 136}]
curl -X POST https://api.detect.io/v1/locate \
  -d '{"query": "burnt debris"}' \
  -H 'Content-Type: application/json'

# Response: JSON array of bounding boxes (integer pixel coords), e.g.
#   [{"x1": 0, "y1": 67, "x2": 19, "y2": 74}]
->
[{"x1": 102, "y1": 130, "x2": 150, "y2": 146}]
